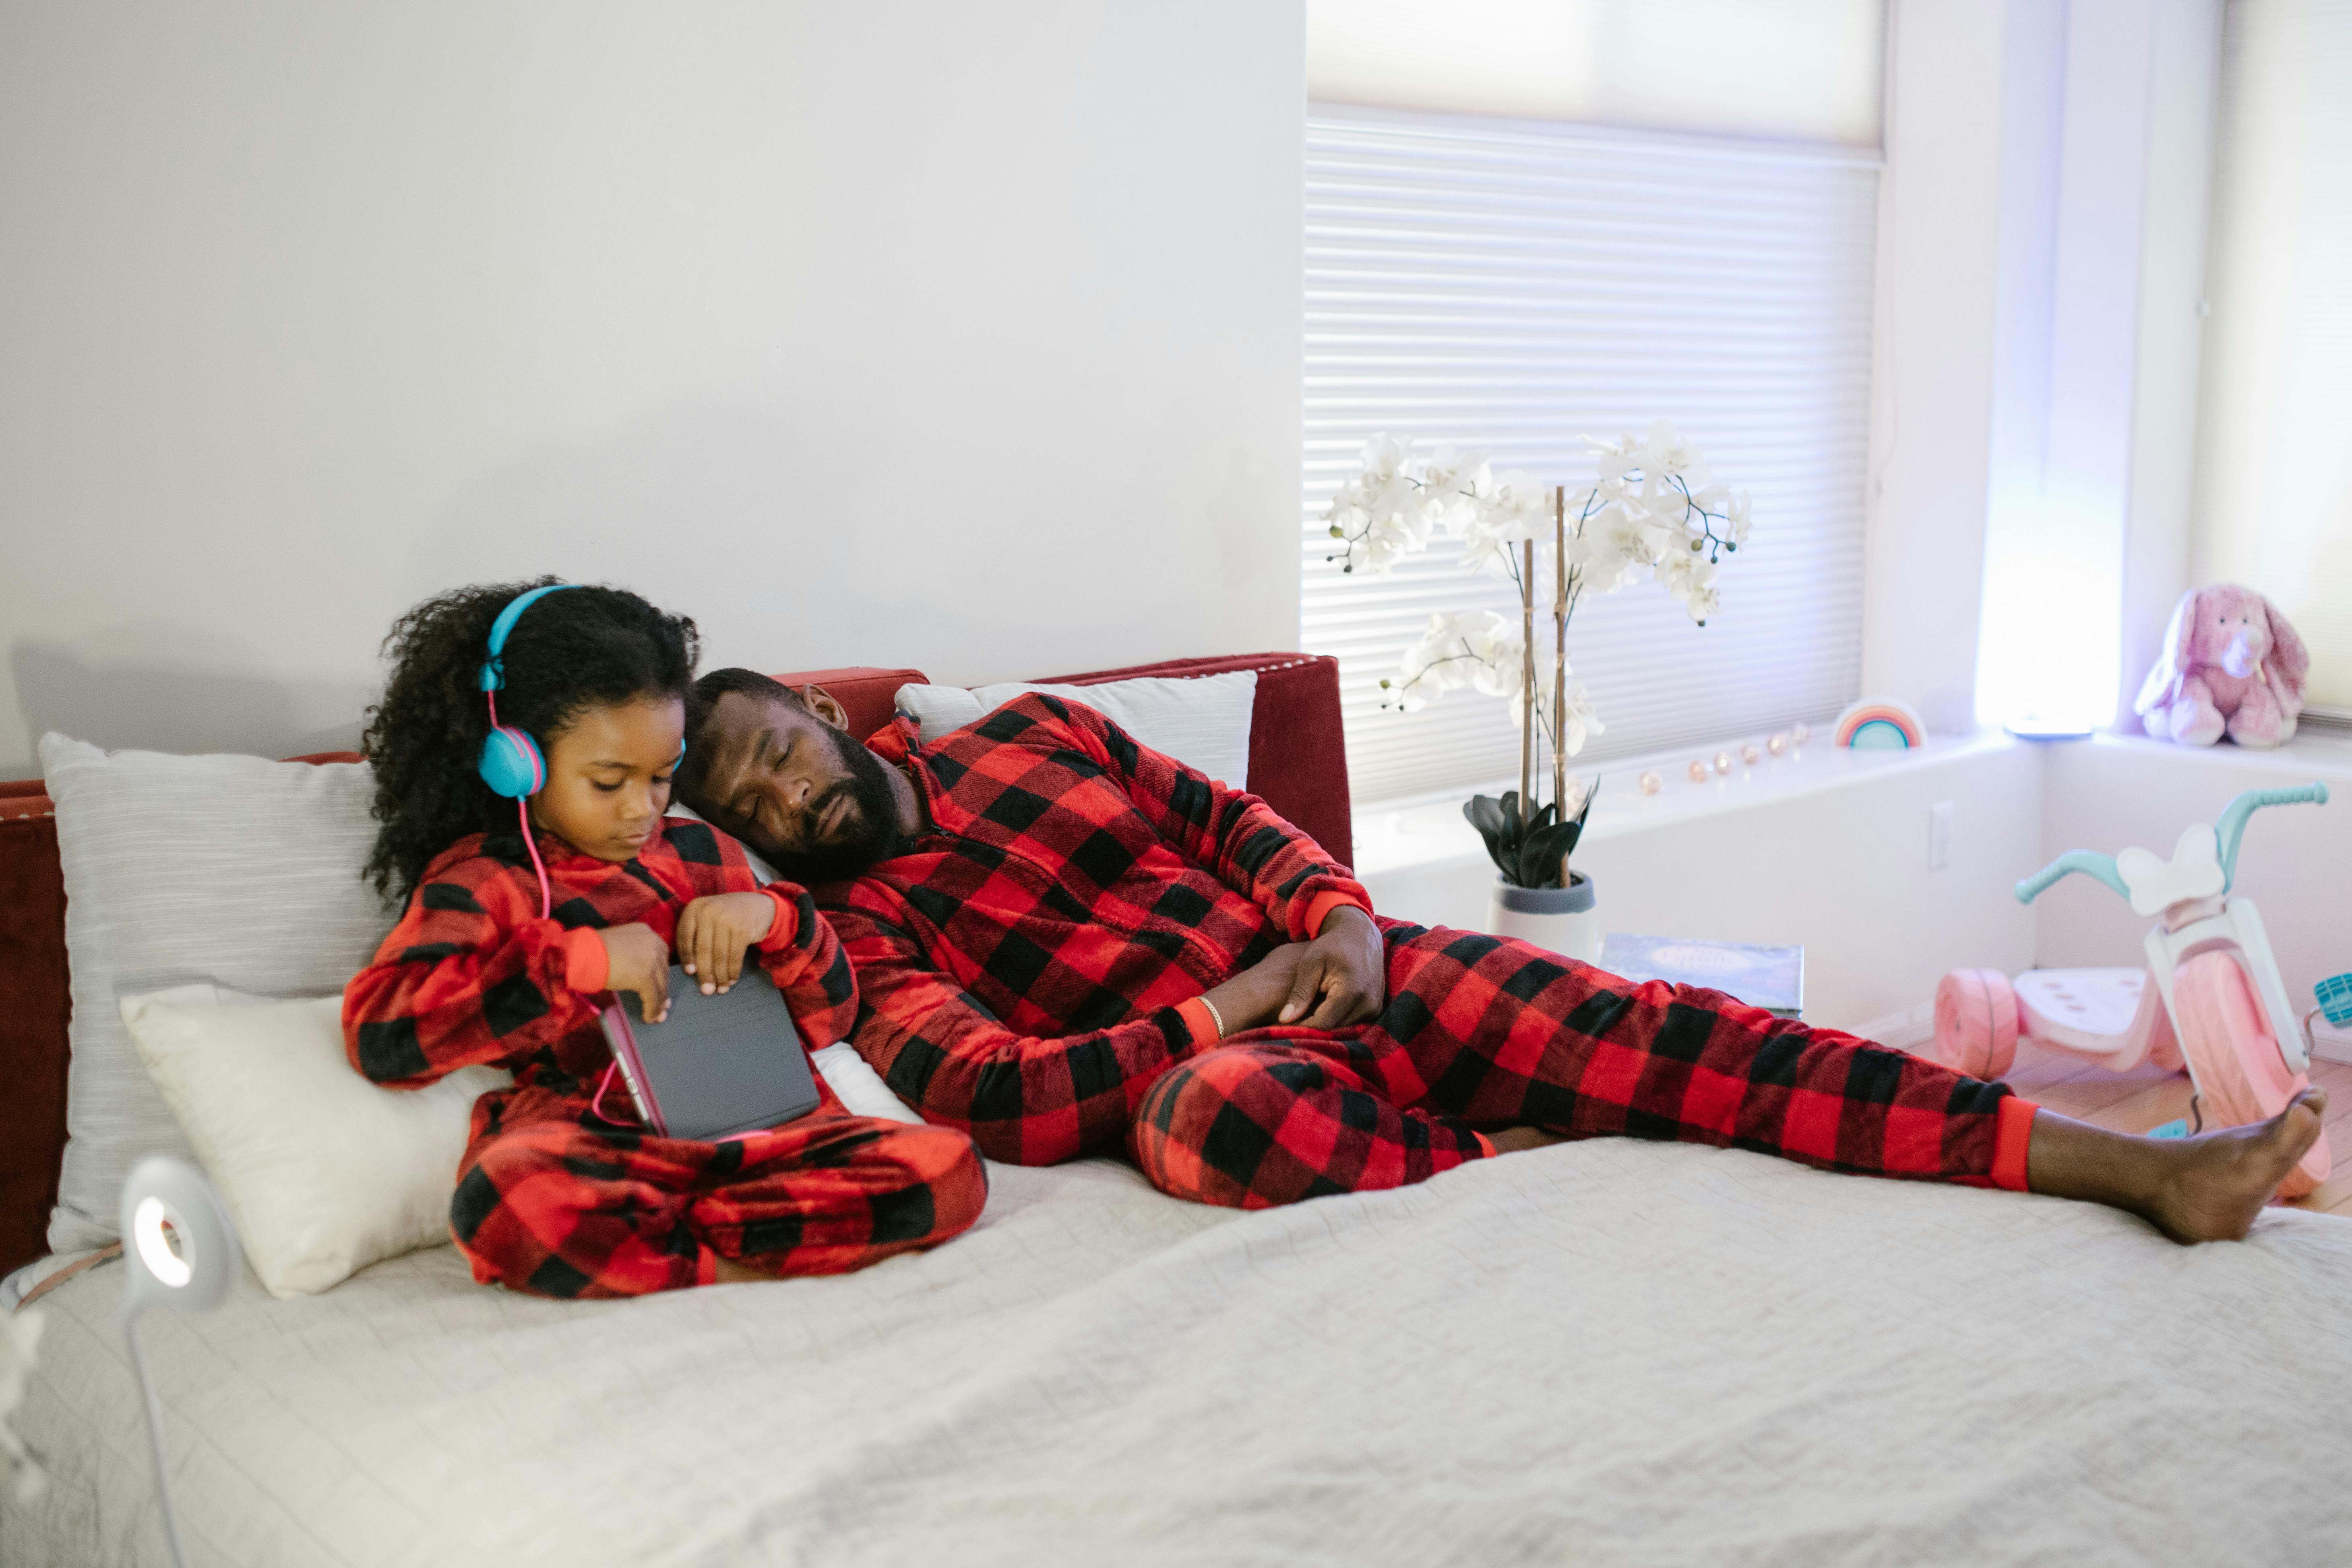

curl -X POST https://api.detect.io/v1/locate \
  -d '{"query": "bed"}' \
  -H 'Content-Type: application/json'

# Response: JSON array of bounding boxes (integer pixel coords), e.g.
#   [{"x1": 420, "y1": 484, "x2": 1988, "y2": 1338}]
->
[
  {"x1": 15, "y1": 1135, "x2": 2352, "y2": 1566},
  {"x1": 5, "y1": 653, "x2": 2350, "y2": 1566}
]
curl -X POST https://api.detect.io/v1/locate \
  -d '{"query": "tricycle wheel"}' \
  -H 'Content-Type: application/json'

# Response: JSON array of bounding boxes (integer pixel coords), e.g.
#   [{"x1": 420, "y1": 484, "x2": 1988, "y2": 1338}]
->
[
  {"x1": 1932, "y1": 969, "x2": 2018, "y2": 1080},
  {"x1": 2173, "y1": 950, "x2": 2330, "y2": 1199}
]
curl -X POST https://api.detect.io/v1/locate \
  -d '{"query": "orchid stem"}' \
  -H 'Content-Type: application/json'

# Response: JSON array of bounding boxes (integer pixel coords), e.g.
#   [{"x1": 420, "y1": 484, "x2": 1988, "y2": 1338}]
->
[
  {"x1": 1519, "y1": 539, "x2": 1535, "y2": 816},
  {"x1": 1551, "y1": 484, "x2": 1567, "y2": 870}
]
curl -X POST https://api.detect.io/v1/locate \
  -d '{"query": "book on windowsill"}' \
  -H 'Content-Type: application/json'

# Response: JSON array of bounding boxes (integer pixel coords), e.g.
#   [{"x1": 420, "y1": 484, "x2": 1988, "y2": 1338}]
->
[{"x1": 1598, "y1": 934, "x2": 1804, "y2": 1019}]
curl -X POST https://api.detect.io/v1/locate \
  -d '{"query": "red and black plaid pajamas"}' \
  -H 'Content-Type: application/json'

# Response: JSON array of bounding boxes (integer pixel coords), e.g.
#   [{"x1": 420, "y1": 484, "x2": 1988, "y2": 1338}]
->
[
  {"x1": 343, "y1": 817, "x2": 986, "y2": 1297},
  {"x1": 827, "y1": 694, "x2": 2038, "y2": 1208}
]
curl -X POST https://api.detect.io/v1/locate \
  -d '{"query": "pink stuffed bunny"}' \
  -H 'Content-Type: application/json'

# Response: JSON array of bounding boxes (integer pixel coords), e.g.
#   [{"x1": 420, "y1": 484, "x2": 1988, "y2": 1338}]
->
[{"x1": 2134, "y1": 584, "x2": 2309, "y2": 747}]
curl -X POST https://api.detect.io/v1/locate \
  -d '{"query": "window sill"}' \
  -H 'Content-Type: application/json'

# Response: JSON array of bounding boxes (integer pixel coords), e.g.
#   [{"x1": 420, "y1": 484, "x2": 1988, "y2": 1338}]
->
[
  {"x1": 1352, "y1": 729, "x2": 2028, "y2": 881},
  {"x1": 2069, "y1": 724, "x2": 2352, "y2": 781}
]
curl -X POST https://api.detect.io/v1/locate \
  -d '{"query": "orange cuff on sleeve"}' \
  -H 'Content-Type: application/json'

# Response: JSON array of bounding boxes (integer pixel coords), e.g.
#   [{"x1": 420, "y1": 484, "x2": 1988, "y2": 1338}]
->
[
  {"x1": 755, "y1": 886, "x2": 802, "y2": 952},
  {"x1": 560, "y1": 926, "x2": 610, "y2": 994},
  {"x1": 1175, "y1": 996, "x2": 1223, "y2": 1048},
  {"x1": 1992, "y1": 1095, "x2": 2038, "y2": 1192},
  {"x1": 1302, "y1": 889, "x2": 1373, "y2": 940},
  {"x1": 1471, "y1": 1131, "x2": 1498, "y2": 1160}
]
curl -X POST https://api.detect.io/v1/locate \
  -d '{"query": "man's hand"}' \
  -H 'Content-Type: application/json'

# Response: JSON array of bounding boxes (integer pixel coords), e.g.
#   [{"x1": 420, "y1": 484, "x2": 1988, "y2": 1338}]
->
[
  {"x1": 1197, "y1": 943, "x2": 1311, "y2": 1037},
  {"x1": 676, "y1": 892, "x2": 778, "y2": 995},
  {"x1": 598, "y1": 922, "x2": 673, "y2": 1023},
  {"x1": 1276, "y1": 905, "x2": 1386, "y2": 1029}
]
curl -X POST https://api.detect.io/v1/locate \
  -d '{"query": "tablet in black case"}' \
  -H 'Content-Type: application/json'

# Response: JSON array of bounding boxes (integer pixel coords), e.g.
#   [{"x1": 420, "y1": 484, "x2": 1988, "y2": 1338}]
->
[{"x1": 598, "y1": 965, "x2": 824, "y2": 1142}]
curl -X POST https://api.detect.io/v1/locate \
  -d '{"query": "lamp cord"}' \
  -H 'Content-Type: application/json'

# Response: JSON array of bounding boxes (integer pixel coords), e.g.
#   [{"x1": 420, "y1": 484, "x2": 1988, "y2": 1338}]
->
[{"x1": 125, "y1": 1314, "x2": 189, "y2": 1568}]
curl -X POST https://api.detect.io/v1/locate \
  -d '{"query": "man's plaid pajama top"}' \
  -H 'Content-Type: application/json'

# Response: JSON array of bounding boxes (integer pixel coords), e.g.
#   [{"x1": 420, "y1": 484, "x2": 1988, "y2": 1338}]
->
[
  {"x1": 827, "y1": 694, "x2": 2039, "y2": 1208},
  {"x1": 343, "y1": 818, "x2": 986, "y2": 1297}
]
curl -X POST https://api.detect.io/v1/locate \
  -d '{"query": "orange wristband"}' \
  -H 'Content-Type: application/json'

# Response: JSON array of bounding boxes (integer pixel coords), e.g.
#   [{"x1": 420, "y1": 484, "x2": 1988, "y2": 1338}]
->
[
  {"x1": 755, "y1": 887, "x2": 802, "y2": 952},
  {"x1": 560, "y1": 926, "x2": 610, "y2": 994},
  {"x1": 1302, "y1": 890, "x2": 1373, "y2": 940}
]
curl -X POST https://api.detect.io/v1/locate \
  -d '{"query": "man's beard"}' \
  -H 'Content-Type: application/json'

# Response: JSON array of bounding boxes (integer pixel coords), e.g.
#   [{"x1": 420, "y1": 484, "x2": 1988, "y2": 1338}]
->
[{"x1": 758, "y1": 725, "x2": 905, "y2": 885}]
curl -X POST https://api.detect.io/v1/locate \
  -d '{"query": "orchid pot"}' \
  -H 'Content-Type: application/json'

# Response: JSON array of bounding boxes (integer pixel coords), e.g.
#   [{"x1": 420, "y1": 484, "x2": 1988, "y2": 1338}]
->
[
  {"x1": 1488, "y1": 871, "x2": 1601, "y2": 965},
  {"x1": 1465, "y1": 787, "x2": 1600, "y2": 963}
]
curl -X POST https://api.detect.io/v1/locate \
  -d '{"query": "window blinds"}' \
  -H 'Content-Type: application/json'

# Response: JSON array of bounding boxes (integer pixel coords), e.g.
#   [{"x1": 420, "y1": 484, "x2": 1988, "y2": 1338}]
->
[{"x1": 1303, "y1": 105, "x2": 1880, "y2": 807}]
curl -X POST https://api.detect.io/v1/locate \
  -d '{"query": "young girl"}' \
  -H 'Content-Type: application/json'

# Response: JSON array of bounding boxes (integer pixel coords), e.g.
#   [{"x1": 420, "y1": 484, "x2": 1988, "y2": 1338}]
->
[{"x1": 343, "y1": 579, "x2": 987, "y2": 1297}]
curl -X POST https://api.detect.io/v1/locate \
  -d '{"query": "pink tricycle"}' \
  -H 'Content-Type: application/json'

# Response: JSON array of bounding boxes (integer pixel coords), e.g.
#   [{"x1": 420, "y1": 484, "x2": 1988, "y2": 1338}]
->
[{"x1": 1930, "y1": 783, "x2": 2331, "y2": 1198}]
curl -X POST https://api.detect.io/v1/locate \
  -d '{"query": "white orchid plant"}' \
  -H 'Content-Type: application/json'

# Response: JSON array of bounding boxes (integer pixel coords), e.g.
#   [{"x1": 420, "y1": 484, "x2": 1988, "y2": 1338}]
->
[{"x1": 1322, "y1": 421, "x2": 1751, "y2": 886}]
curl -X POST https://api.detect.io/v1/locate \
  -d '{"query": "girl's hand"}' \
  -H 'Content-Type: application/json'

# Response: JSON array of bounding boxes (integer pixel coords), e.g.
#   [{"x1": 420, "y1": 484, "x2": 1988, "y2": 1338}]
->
[
  {"x1": 676, "y1": 892, "x2": 778, "y2": 995},
  {"x1": 599, "y1": 922, "x2": 674, "y2": 1023}
]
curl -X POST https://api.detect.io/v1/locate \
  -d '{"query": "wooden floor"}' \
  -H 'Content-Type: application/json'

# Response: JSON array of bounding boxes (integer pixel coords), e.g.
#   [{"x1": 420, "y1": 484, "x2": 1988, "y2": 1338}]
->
[{"x1": 2001, "y1": 1045, "x2": 2352, "y2": 1217}]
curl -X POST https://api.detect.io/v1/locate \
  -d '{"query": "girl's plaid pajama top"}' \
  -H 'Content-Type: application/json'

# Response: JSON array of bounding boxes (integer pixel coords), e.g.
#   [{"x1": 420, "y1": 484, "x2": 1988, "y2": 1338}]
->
[
  {"x1": 825, "y1": 694, "x2": 2038, "y2": 1208},
  {"x1": 342, "y1": 818, "x2": 986, "y2": 1297}
]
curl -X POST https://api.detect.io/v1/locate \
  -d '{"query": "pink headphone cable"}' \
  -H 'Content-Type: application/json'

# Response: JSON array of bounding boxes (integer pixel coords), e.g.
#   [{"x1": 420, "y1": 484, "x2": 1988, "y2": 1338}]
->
[
  {"x1": 486, "y1": 684, "x2": 643, "y2": 1127},
  {"x1": 486, "y1": 689, "x2": 556, "y2": 921},
  {"x1": 500, "y1": 724, "x2": 622, "y2": 1118},
  {"x1": 516, "y1": 798, "x2": 554, "y2": 920},
  {"x1": 589, "y1": 1061, "x2": 629, "y2": 1125}
]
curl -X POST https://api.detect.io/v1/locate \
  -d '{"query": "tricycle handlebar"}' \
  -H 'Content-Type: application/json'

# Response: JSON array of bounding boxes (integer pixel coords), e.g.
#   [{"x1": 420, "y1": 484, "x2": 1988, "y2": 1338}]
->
[
  {"x1": 2018, "y1": 782, "x2": 2329, "y2": 905},
  {"x1": 2015, "y1": 851, "x2": 2128, "y2": 906},
  {"x1": 2214, "y1": 782, "x2": 2328, "y2": 889}
]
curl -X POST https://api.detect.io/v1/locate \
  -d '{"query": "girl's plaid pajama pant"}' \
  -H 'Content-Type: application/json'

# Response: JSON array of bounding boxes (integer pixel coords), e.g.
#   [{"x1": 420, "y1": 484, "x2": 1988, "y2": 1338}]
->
[
  {"x1": 1131, "y1": 922, "x2": 2035, "y2": 1209},
  {"x1": 450, "y1": 1081, "x2": 987, "y2": 1297}
]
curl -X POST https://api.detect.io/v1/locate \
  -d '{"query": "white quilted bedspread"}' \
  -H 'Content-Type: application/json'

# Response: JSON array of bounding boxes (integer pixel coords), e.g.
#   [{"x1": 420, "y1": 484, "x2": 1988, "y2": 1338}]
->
[{"x1": 7, "y1": 1140, "x2": 2352, "y2": 1567}]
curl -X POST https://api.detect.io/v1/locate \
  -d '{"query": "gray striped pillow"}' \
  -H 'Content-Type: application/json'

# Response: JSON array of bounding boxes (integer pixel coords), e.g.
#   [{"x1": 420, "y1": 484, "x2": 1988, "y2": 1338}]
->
[{"x1": 39, "y1": 735, "x2": 398, "y2": 1254}]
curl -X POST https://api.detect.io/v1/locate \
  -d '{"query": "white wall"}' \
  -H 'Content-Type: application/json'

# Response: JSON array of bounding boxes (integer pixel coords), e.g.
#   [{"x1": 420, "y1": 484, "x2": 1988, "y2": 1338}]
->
[
  {"x1": 1873, "y1": 0, "x2": 2221, "y2": 737},
  {"x1": 0, "y1": 2, "x2": 1305, "y2": 777},
  {"x1": 1979, "y1": 0, "x2": 2069, "y2": 713},
  {"x1": 2119, "y1": 0, "x2": 2223, "y2": 725},
  {"x1": 1862, "y1": 0, "x2": 2009, "y2": 733},
  {"x1": 2031, "y1": 0, "x2": 2156, "y2": 729},
  {"x1": 1975, "y1": 0, "x2": 2223, "y2": 733},
  {"x1": 2190, "y1": 0, "x2": 2352, "y2": 713}
]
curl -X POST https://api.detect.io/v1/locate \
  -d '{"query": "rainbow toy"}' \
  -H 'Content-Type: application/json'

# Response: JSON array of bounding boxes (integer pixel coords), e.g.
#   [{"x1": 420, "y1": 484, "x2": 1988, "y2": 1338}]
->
[{"x1": 1833, "y1": 697, "x2": 1925, "y2": 750}]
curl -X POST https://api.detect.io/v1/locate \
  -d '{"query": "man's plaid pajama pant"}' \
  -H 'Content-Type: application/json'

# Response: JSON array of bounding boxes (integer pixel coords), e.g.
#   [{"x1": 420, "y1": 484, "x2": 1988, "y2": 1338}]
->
[
  {"x1": 1129, "y1": 920, "x2": 2035, "y2": 1209},
  {"x1": 451, "y1": 1081, "x2": 987, "y2": 1297}
]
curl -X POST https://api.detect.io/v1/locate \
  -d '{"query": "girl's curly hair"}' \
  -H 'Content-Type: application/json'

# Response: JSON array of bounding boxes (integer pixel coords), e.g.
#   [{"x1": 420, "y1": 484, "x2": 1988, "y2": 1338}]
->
[{"x1": 360, "y1": 579, "x2": 700, "y2": 899}]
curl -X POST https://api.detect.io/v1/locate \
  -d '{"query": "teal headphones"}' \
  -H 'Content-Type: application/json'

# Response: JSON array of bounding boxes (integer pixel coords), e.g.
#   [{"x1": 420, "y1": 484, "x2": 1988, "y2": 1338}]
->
[
  {"x1": 477, "y1": 584, "x2": 578, "y2": 798},
  {"x1": 475, "y1": 583, "x2": 686, "y2": 799}
]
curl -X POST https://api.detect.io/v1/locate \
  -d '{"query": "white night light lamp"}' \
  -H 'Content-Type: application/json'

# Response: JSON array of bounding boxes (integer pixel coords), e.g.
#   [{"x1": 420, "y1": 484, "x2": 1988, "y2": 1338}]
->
[{"x1": 118, "y1": 1156, "x2": 237, "y2": 1568}]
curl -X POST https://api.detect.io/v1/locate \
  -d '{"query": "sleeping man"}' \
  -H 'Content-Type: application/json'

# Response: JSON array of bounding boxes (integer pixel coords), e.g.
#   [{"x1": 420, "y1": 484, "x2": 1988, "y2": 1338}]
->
[{"x1": 675, "y1": 669, "x2": 2325, "y2": 1243}]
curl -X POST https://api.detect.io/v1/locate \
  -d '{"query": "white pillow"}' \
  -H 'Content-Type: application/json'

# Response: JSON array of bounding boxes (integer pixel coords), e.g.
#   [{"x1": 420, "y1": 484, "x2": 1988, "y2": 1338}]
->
[
  {"x1": 893, "y1": 669, "x2": 1258, "y2": 788},
  {"x1": 118, "y1": 986, "x2": 510, "y2": 1298},
  {"x1": 810, "y1": 1043, "x2": 926, "y2": 1125},
  {"x1": 121, "y1": 1003, "x2": 917, "y2": 1302},
  {"x1": 39, "y1": 735, "x2": 397, "y2": 1253}
]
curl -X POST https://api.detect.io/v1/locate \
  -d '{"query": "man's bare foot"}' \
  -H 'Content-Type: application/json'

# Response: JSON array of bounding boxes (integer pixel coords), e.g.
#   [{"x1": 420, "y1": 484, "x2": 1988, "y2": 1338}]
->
[
  {"x1": 710, "y1": 1255, "x2": 770, "y2": 1285},
  {"x1": 2140, "y1": 1088, "x2": 2328, "y2": 1243},
  {"x1": 2025, "y1": 1087, "x2": 2328, "y2": 1245},
  {"x1": 1487, "y1": 1126, "x2": 1570, "y2": 1155}
]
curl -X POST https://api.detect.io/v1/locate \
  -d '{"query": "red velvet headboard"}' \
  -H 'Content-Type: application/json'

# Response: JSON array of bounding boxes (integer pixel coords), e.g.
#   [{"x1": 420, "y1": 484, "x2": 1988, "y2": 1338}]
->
[{"x1": 0, "y1": 651, "x2": 1348, "y2": 1277}]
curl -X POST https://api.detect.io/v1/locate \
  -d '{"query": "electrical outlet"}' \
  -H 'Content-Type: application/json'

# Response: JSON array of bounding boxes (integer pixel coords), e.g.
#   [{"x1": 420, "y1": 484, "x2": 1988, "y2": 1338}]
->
[{"x1": 1928, "y1": 800, "x2": 1953, "y2": 870}]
